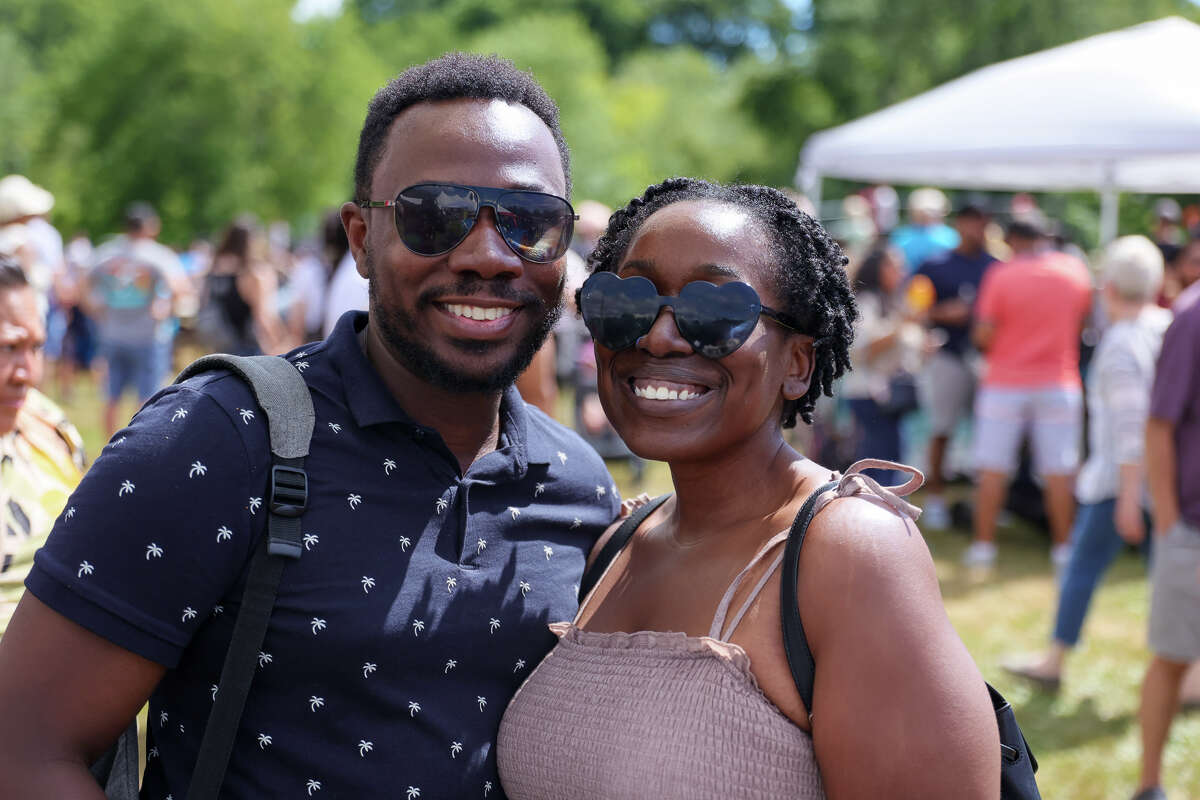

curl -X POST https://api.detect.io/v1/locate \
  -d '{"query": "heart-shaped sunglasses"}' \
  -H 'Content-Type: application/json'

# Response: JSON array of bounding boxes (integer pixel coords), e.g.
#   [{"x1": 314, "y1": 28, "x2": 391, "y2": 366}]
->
[{"x1": 579, "y1": 271, "x2": 802, "y2": 359}]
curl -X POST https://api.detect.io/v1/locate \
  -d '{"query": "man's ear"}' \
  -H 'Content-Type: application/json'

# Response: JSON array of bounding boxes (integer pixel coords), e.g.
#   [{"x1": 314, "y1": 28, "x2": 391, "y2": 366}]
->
[
  {"x1": 341, "y1": 202, "x2": 368, "y2": 279},
  {"x1": 782, "y1": 335, "x2": 816, "y2": 402}
]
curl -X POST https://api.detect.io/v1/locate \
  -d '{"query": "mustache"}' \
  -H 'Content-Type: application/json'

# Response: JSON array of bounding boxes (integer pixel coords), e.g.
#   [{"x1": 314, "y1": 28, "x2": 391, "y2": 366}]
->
[{"x1": 416, "y1": 279, "x2": 547, "y2": 309}]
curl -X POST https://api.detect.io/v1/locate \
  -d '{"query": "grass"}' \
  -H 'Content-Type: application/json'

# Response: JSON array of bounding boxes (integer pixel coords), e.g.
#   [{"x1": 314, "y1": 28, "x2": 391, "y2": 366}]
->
[{"x1": 51, "y1": 370, "x2": 1200, "y2": 799}]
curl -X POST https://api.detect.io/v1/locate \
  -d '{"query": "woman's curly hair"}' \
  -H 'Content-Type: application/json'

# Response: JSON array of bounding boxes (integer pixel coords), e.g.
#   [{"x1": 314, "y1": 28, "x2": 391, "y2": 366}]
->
[{"x1": 586, "y1": 177, "x2": 856, "y2": 427}]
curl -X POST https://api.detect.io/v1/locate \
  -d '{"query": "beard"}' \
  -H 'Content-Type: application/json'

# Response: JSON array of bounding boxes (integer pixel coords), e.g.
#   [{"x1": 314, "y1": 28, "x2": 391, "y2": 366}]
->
[{"x1": 365, "y1": 247, "x2": 563, "y2": 394}]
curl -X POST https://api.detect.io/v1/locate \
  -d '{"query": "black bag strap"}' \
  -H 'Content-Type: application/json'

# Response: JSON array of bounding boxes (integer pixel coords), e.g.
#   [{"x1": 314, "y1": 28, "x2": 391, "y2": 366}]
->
[
  {"x1": 779, "y1": 481, "x2": 839, "y2": 715},
  {"x1": 175, "y1": 355, "x2": 313, "y2": 800},
  {"x1": 578, "y1": 494, "x2": 671, "y2": 603}
]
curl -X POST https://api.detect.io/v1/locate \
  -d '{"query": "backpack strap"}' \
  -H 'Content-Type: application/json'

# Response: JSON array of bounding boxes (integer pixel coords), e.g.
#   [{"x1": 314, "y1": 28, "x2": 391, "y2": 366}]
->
[
  {"x1": 779, "y1": 480, "x2": 839, "y2": 717},
  {"x1": 577, "y1": 494, "x2": 671, "y2": 604},
  {"x1": 174, "y1": 355, "x2": 314, "y2": 800}
]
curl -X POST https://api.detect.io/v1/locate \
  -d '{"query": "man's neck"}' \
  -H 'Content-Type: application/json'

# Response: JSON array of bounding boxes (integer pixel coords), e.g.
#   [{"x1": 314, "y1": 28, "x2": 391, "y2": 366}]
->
[
  {"x1": 955, "y1": 243, "x2": 984, "y2": 258},
  {"x1": 361, "y1": 323, "x2": 504, "y2": 474}
]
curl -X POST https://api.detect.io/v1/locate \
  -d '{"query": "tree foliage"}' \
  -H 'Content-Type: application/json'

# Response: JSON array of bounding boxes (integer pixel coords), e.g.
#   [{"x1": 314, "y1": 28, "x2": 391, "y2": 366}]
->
[{"x1": 3, "y1": 0, "x2": 1196, "y2": 244}]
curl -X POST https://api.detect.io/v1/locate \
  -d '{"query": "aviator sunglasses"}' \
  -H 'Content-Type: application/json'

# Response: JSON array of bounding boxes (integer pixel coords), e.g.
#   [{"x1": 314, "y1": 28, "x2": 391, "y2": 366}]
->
[
  {"x1": 359, "y1": 183, "x2": 578, "y2": 264},
  {"x1": 579, "y1": 271, "x2": 802, "y2": 359}
]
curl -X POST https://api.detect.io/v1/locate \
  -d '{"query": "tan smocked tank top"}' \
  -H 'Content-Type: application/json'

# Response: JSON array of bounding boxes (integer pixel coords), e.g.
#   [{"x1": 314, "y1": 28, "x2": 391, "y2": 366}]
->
[{"x1": 497, "y1": 461, "x2": 923, "y2": 800}]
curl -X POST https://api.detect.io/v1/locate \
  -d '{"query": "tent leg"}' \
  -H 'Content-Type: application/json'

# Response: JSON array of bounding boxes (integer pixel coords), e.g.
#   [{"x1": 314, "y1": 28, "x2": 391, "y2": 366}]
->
[{"x1": 1099, "y1": 173, "x2": 1119, "y2": 246}]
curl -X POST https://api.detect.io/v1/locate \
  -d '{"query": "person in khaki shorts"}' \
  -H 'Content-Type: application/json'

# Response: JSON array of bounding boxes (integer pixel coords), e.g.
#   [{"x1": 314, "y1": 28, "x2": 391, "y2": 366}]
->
[{"x1": 1132, "y1": 288, "x2": 1200, "y2": 800}]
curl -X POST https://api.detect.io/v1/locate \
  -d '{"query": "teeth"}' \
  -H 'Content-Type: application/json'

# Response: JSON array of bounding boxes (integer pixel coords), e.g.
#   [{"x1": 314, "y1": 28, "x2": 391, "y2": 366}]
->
[
  {"x1": 446, "y1": 304, "x2": 514, "y2": 321},
  {"x1": 633, "y1": 384, "x2": 703, "y2": 401}
]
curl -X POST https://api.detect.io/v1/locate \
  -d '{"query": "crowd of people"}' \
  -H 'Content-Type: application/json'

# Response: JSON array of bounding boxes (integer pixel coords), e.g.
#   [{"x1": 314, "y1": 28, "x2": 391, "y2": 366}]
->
[{"x1": 0, "y1": 50, "x2": 1197, "y2": 799}]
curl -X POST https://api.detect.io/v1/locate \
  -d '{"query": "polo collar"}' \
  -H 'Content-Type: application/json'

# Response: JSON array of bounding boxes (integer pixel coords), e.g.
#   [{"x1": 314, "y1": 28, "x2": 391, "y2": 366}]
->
[{"x1": 325, "y1": 311, "x2": 552, "y2": 466}]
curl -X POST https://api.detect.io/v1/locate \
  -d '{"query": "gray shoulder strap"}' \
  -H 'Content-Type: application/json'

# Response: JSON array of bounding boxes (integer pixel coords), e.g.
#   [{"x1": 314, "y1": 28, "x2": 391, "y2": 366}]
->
[{"x1": 175, "y1": 354, "x2": 314, "y2": 459}]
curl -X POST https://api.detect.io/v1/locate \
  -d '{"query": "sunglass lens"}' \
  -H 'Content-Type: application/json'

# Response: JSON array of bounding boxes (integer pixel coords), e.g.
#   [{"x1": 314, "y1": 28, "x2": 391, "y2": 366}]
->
[
  {"x1": 497, "y1": 192, "x2": 574, "y2": 263},
  {"x1": 395, "y1": 184, "x2": 478, "y2": 256},
  {"x1": 677, "y1": 281, "x2": 761, "y2": 358},
  {"x1": 580, "y1": 272, "x2": 660, "y2": 351}
]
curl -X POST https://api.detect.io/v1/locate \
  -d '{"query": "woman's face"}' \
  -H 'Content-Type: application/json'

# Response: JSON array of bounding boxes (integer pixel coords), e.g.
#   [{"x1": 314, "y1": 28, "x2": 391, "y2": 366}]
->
[
  {"x1": 594, "y1": 200, "x2": 812, "y2": 464},
  {"x1": 880, "y1": 249, "x2": 903, "y2": 293}
]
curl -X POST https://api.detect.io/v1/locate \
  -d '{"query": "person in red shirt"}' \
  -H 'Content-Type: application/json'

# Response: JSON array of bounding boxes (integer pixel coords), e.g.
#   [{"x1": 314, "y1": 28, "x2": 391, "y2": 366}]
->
[{"x1": 964, "y1": 219, "x2": 1093, "y2": 568}]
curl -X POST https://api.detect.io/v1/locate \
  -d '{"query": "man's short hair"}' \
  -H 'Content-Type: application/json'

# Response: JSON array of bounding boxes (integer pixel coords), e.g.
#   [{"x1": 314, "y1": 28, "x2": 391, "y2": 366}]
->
[
  {"x1": 1103, "y1": 235, "x2": 1164, "y2": 302},
  {"x1": 0, "y1": 255, "x2": 29, "y2": 290},
  {"x1": 124, "y1": 202, "x2": 159, "y2": 233},
  {"x1": 1006, "y1": 217, "x2": 1046, "y2": 241},
  {"x1": 353, "y1": 53, "x2": 571, "y2": 203}
]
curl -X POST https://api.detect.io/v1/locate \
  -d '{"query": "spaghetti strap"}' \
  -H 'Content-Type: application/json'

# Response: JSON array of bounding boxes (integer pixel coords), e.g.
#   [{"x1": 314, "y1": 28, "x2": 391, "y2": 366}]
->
[{"x1": 708, "y1": 531, "x2": 789, "y2": 640}]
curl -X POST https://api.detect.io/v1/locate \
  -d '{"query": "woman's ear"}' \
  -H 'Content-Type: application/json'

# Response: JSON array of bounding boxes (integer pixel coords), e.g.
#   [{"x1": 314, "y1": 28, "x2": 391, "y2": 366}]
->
[{"x1": 781, "y1": 335, "x2": 816, "y2": 401}]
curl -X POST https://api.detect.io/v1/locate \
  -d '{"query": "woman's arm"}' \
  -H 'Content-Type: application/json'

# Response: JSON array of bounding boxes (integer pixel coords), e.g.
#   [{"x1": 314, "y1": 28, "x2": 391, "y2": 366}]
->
[
  {"x1": 799, "y1": 497, "x2": 999, "y2": 799},
  {"x1": 238, "y1": 264, "x2": 291, "y2": 354}
]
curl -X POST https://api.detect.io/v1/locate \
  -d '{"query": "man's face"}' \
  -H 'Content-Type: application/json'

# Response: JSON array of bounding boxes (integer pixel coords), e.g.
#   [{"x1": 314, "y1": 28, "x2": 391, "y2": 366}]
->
[
  {"x1": 345, "y1": 98, "x2": 567, "y2": 393},
  {"x1": 954, "y1": 213, "x2": 988, "y2": 250},
  {"x1": 0, "y1": 285, "x2": 45, "y2": 434}
]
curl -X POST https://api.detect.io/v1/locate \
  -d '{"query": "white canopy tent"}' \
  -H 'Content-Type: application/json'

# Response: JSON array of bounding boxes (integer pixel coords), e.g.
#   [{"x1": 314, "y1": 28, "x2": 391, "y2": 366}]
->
[{"x1": 797, "y1": 16, "x2": 1200, "y2": 243}]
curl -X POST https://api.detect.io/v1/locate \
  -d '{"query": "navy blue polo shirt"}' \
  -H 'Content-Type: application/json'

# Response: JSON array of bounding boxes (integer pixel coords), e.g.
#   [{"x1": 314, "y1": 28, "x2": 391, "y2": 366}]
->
[
  {"x1": 913, "y1": 249, "x2": 995, "y2": 355},
  {"x1": 28, "y1": 311, "x2": 620, "y2": 799}
]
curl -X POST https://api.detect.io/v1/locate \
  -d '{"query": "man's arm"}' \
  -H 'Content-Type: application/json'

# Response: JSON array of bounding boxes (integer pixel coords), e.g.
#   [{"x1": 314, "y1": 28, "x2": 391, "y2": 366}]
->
[
  {"x1": 0, "y1": 594, "x2": 165, "y2": 797},
  {"x1": 1145, "y1": 417, "x2": 1179, "y2": 536},
  {"x1": 971, "y1": 319, "x2": 995, "y2": 352}
]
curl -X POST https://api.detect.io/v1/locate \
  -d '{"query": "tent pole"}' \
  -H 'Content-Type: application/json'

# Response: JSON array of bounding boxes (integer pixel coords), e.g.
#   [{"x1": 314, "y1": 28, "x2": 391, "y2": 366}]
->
[{"x1": 1099, "y1": 165, "x2": 1119, "y2": 246}]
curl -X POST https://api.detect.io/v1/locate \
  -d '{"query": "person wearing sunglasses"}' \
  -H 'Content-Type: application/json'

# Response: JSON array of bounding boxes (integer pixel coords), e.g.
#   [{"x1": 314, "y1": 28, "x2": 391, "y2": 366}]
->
[
  {"x1": 0, "y1": 53, "x2": 621, "y2": 799},
  {"x1": 498, "y1": 178, "x2": 999, "y2": 799}
]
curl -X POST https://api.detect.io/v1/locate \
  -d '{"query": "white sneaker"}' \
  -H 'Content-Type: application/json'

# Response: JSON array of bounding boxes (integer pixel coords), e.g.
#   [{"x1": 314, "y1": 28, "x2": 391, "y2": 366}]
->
[
  {"x1": 923, "y1": 495, "x2": 950, "y2": 530},
  {"x1": 962, "y1": 540, "x2": 998, "y2": 567},
  {"x1": 1051, "y1": 543, "x2": 1072, "y2": 571}
]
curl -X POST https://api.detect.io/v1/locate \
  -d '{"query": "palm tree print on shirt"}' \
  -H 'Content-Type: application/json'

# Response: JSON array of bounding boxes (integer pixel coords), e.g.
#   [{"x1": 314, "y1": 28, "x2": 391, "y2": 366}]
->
[
  {"x1": 383, "y1": 458, "x2": 396, "y2": 475},
  {"x1": 435, "y1": 497, "x2": 449, "y2": 514},
  {"x1": 309, "y1": 696, "x2": 324, "y2": 711},
  {"x1": 362, "y1": 662, "x2": 376, "y2": 678},
  {"x1": 295, "y1": 360, "x2": 310, "y2": 372},
  {"x1": 119, "y1": 480, "x2": 135, "y2": 497},
  {"x1": 145, "y1": 543, "x2": 163, "y2": 560},
  {"x1": 477, "y1": 696, "x2": 487, "y2": 711},
  {"x1": 347, "y1": 493, "x2": 362, "y2": 510},
  {"x1": 595, "y1": 485, "x2": 606, "y2": 498},
  {"x1": 357, "y1": 740, "x2": 373, "y2": 757},
  {"x1": 489, "y1": 618, "x2": 501, "y2": 634},
  {"x1": 216, "y1": 526, "x2": 232, "y2": 542},
  {"x1": 570, "y1": 517, "x2": 582, "y2": 529},
  {"x1": 303, "y1": 533, "x2": 319, "y2": 551},
  {"x1": 159, "y1": 711, "x2": 169, "y2": 726},
  {"x1": 258, "y1": 651, "x2": 273, "y2": 667},
  {"x1": 514, "y1": 658, "x2": 526, "y2": 672},
  {"x1": 411, "y1": 619, "x2": 425, "y2": 636},
  {"x1": 444, "y1": 659, "x2": 457, "y2": 674},
  {"x1": 171, "y1": 408, "x2": 188, "y2": 421},
  {"x1": 361, "y1": 576, "x2": 375, "y2": 594},
  {"x1": 408, "y1": 701, "x2": 421, "y2": 717},
  {"x1": 77, "y1": 561, "x2": 93, "y2": 577},
  {"x1": 257, "y1": 733, "x2": 272, "y2": 749},
  {"x1": 543, "y1": 545, "x2": 553, "y2": 560},
  {"x1": 485, "y1": 781, "x2": 493, "y2": 796},
  {"x1": 327, "y1": 422, "x2": 341, "y2": 434},
  {"x1": 507, "y1": 506, "x2": 521, "y2": 520},
  {"x1": 65, "y1": 506, "x2": 75, "y2": 519},
  {"x1": 306, "y1": 779, "x2": 321, "y2": 795},
  {"x1": 518, "y1": 581, "x2": 531, "y2": 597},
  {"x1": 476, "y1": 538, "x2": 486, "y2": 554},
  {"x1": 398, "y1": 536, "x2": 411, "y2": 551},
  {"x1": 556, "y1": 451, "x2": 567, "y2": 464},
  {"x1": 238, "y1": 408, "x2": 255, "y2": 424},
  {"x1": 534, "y1": 483, "x2": 545, "y2": 497},
  {"x1": 450, "y1": 741, "x2": 463, "y2": 758},
  {"x1": 188, "y1": 461, "x2": 207, "y2": 477},
  {"x1": 181, "y1": 607, "x2": 197, "y2": 622},
  {"x1": 406, "y1": 787, "x2": 420, "y2": 799},
  {"x1": 311, "y1": 618, "x2": 327, "y2": 634},
  {"x1": 248, "y1": 496, "x2": 262, "y2": 515},
  {"x1": 445, "y1": 576, "x2": 457, "y2": 593}
]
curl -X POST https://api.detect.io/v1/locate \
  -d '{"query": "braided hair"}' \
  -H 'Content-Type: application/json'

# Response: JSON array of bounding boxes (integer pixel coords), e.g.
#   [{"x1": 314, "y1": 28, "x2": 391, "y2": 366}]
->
[{"x1": 587, "y1": 177, "x2": 856, "y2": 427}]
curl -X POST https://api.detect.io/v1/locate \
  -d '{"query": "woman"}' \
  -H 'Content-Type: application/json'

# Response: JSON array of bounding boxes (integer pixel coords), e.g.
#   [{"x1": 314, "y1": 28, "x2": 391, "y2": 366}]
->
[
  {"x1": 841, "y1": 244, "x2": 927, "y2": 485},
  {"x1": 1003, "y1": 235, "x2": 1171, "y2": 690},
  {"x1": 497, "y1": 179, "x2": 998, "y2": 798},
  {"x1": 198, "y1": 219, "x2": 289, "y2": 355}
]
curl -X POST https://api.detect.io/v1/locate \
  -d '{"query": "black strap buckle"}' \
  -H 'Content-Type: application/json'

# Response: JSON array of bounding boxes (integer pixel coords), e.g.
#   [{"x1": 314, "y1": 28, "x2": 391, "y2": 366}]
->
[{"x1": 269, "y1": 465, "x2": 308, "y2": 518}]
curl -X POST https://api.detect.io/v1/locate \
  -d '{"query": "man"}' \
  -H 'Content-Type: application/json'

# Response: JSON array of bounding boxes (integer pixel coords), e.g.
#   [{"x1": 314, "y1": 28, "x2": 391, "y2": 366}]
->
[
  {"x1": 1166, "y1": 236, "x2": 1200, "y2": 311},
  {"x1": 1131, "y1": 288, "x2": 1200, "y2": 800},
  {"x1": 964, "y1": 218, "x2": 1092, "y2": 568},
  {"x1": 0, "y1": 53, "x2": 618, "y2": 798},
  {"x1": 888, "y1": 187, "x2": 958, "y2": 274},
  {"x1": 911, "y1": 203, "x2": 995, "y2": 529},
  {"x1": 86, "y1": 203, "x2": 189, "y2": 437},
  {"x1": 0, "y1": 258, "x2": 85, "y2": 635}
]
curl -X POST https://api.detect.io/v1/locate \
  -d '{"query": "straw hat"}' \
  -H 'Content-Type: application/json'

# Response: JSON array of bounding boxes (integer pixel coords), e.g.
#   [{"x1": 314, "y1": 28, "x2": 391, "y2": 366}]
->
[{"x1": 0, "y1": 175, "x2": 55, "y2": 224}]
